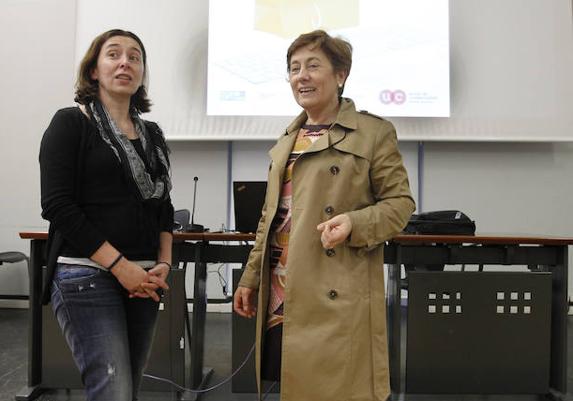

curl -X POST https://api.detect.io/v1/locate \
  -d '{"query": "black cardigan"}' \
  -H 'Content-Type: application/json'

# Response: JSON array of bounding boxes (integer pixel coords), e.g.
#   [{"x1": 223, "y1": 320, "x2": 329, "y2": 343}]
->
[{"x1": 39, "y1": 107, "x2": 174, "y2": 300}]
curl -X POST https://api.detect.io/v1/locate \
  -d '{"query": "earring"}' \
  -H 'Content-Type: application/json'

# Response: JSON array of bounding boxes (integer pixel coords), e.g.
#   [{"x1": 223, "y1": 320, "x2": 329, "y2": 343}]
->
[{"x1": 338, "y1": 83, "x2": 343, "y2": 88}]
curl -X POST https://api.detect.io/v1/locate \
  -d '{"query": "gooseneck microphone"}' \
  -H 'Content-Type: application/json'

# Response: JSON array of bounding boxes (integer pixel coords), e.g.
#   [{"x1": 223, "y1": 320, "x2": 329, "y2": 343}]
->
[{"x1": 188, "y1": 176, "x2": 205, "y2": 233}]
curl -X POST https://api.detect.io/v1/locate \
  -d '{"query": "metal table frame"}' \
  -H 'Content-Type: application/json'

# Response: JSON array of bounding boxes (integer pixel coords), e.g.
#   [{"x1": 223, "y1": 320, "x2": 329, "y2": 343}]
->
[
  {"x1": 385, "y1": 234, "x2": 571, "y2": 399},
  {"x1": 16, "y1": 232, "x2": 253, "y2": 401},
  {"x1": 16, "y1": 232, "x2": 572, "y2": 400}
]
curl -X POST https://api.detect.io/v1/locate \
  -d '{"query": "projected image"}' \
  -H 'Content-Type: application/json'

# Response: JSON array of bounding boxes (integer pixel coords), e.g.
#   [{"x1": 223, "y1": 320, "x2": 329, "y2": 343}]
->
[{"x1": 207, "y1": 0, "x2": 449, "y2": 117}]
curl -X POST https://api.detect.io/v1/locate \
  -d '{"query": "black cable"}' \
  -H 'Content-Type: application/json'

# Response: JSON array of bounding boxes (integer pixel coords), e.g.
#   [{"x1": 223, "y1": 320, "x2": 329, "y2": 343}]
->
[
  {"x1": 262, "y1": 380, "x2": 278, "y2": 400},
  {"x1": 143, "y1": 342, "x2": 278, "y2": 399},
  {"x1": 143, "y1": 342, "x2": 255, "y2": 394},
  {"x1": 144, "y1": 237, "x2": 264, "y2": 397},
  {"x1": 208, "y1": 263, "x2": 229, "y2": 296},
  {"x1": 217, "y1": 263, "x2": 228, "y2": 293}
]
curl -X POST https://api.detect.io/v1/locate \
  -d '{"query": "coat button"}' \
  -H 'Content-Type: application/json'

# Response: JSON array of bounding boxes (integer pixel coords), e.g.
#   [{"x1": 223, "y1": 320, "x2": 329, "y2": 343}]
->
[
  {"x1": 328, "y1": 289, "x2": 338, "y2": 300},
  {"x1": 326, "y1": 248, "x2": 336, "y2": 257},
  {"x1": 324, "y1": 205, "x2": 334, "y2": 215},
  {"x1": 329, "y1": 165, "x2": 340, "y2": 175}
]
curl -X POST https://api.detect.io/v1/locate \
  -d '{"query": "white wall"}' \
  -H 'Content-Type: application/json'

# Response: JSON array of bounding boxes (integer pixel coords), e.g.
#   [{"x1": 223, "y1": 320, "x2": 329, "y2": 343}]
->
[
  {"x1": 423, "y1": 142, "x2": 573, "y2": 236},
  {"x1": 0, "y1": 0, "x2": 571, "y2": 309},
  {"x1": 0, "y1": 0, "x2": 76, "y2": 305},
  {"x1": 423, "y1": 142, "x2": 573, "y2": 292},
  {"x1": 73, "y1": 0, "x2": 573, "y2": 141}
]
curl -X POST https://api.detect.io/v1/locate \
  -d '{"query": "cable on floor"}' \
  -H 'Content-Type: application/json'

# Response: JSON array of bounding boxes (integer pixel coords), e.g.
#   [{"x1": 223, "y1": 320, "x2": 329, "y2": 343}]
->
[{"x1": 143, "y1": 342, "x2": 278, "y2": 399}]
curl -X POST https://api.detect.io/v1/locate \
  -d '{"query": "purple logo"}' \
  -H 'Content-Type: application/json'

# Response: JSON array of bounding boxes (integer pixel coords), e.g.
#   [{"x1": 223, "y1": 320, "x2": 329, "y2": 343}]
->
[{"x1": 379, "y1": 90, "x2": 406, "y2": 105}]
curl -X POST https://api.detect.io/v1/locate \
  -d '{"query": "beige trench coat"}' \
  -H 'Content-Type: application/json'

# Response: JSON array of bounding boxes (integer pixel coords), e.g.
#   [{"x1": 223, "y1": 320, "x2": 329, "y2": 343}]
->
[{"x1": 238, "y1": 98, "x2": 416, "y2": 401}]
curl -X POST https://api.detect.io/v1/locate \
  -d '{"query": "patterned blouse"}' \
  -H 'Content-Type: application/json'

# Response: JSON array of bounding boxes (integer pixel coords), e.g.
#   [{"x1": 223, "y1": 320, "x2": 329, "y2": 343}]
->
[{"x1": 266, "y1": 124, "x2": 329, "y2": 329}]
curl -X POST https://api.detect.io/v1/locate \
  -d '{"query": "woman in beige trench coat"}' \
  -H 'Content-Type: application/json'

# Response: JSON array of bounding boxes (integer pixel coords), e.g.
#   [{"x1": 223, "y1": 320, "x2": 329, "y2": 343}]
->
[{"x1": 234, "y1": 30, "x2": 415, "y2": 401}]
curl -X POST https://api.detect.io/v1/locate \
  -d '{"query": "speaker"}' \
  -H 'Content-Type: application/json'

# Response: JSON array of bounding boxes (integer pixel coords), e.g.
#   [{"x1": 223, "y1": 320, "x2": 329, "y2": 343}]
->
[{"x1": 406, "y1": 271, "x2": 552, "y2": 394}]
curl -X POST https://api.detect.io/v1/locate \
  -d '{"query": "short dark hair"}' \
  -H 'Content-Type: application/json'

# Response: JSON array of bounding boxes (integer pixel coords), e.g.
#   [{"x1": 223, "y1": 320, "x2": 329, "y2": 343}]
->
[
  {"x1": 286, "y1": 29, "x2": 353, "y2": 96},
  {"x1": 74, "y1": 29, "x2": 152, "y2": 113}
]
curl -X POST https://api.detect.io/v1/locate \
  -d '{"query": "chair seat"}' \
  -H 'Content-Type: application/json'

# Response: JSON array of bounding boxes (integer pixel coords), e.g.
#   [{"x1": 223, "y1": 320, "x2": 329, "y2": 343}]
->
[{"x1": 0, "y1": 251, "x2": 28, "y2": 264}]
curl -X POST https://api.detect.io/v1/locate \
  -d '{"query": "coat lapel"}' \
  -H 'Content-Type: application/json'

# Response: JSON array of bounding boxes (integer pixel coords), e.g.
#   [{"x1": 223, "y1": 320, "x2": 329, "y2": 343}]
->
[
  {"x1": 301, "y1": 98, "x2": 359, "y2": 155},
  {"x1": 268, "y1": 98, "x2": 359, "y2": 166},
  {"x1": 268, "y1": 109, "x2": 306, "y2": 171},
  {"x1": 303, "y1": 125, "x2": 346, "y2": 154},
  {"x1": 267, "y1": 128, "x2": 298, "y2": 210},
  {"x1": 269, "y1": 132, "x2": 297, "y2": 175}
]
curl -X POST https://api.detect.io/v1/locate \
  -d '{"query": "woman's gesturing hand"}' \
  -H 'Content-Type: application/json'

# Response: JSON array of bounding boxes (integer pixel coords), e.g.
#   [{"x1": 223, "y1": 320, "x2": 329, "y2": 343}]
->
[
  {"x1": 317, "y1": 213, "x2": 352, "y2": 249},
  {"x1": 233, "y1": 286, "x2": 257, "y2": 318}
]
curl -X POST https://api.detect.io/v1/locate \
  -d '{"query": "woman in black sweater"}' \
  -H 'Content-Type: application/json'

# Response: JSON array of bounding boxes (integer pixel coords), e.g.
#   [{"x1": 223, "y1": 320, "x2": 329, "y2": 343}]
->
[{"x1": 39, "y1": 29, "x2": 173, "y2": 401}]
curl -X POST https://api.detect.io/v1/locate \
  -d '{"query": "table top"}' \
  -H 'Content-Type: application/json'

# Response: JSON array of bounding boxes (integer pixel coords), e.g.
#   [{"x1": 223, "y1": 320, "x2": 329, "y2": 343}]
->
[{"x1": 19, "y1": 231, "x2": 573, "y2": 246}]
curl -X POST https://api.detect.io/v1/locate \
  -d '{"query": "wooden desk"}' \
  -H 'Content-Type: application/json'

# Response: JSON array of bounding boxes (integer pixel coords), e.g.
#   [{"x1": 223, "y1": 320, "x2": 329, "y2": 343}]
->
[{"x1": 16, "y1": 232, "x2": 573, "y2": 400}]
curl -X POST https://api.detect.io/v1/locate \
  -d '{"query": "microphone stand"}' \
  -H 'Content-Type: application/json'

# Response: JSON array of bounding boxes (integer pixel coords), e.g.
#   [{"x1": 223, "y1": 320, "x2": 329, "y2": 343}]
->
[{"x1": 187, "y1": 176, "x2": 205, "y2": 232}]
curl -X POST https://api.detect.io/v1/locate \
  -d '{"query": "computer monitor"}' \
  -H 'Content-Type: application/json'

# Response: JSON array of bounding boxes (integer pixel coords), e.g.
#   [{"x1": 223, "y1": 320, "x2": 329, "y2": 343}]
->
[{"x1": 233, "y1": 181, "x2": 267, "y2": 233}]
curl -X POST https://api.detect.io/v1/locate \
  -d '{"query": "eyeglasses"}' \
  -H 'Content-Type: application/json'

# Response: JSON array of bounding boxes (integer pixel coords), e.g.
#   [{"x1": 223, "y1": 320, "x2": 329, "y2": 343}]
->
[{"x1": 287, "y1": 63, "x2": 323, "y2": 79}]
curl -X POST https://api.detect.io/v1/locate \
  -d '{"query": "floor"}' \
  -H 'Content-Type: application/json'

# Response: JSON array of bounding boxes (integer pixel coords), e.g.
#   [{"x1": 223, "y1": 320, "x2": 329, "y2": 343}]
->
[{"x1": 0, "y1": 308, "x2": 571, "y2": 401}]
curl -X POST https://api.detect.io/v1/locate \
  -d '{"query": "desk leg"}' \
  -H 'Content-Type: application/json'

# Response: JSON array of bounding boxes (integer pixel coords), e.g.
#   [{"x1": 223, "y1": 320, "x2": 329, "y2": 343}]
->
[
  {"x1": 387, "y1": 262, "x2": 402, "y2": 394},
  {"x1": 183, "y1": 243, "x2": 213, "y2": 401},
  {"x1": 548, "y1": 246, "x2": 568, "y2": 396},
  {"x1": 15, "y1": 240, "x2": 46, "y2": 401}
]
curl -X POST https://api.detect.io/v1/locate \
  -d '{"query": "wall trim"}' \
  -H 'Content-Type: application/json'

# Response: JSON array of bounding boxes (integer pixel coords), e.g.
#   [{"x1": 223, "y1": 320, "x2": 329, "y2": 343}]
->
[{"x1": 0, "y1": 300, "x2": 29, "y2": 309}]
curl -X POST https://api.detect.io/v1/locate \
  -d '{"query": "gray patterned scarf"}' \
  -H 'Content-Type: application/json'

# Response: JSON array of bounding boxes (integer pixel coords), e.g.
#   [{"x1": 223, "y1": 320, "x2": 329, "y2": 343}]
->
[{"x1": 88, "y1": 100, "x2": 172, "y2": 202}]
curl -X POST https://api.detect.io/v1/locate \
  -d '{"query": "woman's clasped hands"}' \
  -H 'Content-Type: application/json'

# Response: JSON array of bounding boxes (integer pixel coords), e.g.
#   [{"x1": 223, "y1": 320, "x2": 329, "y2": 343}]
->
[{"x1": 112, "y1": 259, "x2": 170, "y2": 302}]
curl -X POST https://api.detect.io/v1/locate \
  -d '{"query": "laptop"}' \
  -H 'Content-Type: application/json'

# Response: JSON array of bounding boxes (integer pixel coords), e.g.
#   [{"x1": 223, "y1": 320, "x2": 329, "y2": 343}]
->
[{"x1": 233, "y1": 181, "x2": 267, "y2": 233}]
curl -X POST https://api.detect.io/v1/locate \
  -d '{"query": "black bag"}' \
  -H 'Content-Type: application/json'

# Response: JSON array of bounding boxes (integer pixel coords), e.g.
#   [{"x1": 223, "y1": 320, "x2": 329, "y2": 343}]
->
[{"x1": 404, "y1": 210, "x2": 476, "y2": 235}]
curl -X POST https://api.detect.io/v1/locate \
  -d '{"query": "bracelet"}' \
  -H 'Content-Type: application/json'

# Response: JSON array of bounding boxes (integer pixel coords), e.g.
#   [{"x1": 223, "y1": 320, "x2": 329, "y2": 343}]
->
[
  {"x1": 156, "y1": 261, "x2": 172, "y2": 269},
  {"x1": 107, "y1": 253, "x2": 123, "y2": 271}
]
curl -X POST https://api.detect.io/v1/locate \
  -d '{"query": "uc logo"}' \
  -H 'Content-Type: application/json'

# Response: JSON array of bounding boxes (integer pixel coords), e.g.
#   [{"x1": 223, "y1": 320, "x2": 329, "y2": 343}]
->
[{"x1": 379, "y1": 90, "x2": 406, "y2": 105}]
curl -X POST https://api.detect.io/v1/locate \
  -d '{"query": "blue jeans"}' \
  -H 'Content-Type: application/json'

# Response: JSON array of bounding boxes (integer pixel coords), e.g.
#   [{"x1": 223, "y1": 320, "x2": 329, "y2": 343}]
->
[{"x1": 51, "y1": 264, "x2": 159, "y2": 401}]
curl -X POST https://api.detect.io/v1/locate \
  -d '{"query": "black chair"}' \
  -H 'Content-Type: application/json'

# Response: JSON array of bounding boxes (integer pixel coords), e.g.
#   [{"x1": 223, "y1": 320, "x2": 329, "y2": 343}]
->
[
  {"x1": 0, "y1": 251, "x2": 29, "y2": 300},
  {"x1": 0, "y1": 251, "x2": 28, "y2": 266},
  {"x1": 173, "y1": 209, "x2": 190, "y2": 232}
]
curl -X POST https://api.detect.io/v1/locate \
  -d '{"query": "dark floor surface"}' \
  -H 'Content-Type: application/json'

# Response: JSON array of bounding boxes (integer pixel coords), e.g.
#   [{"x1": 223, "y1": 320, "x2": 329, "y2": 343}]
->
[{"x1": 0, "y1": 309, "x2": 571, "y2": 401}]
